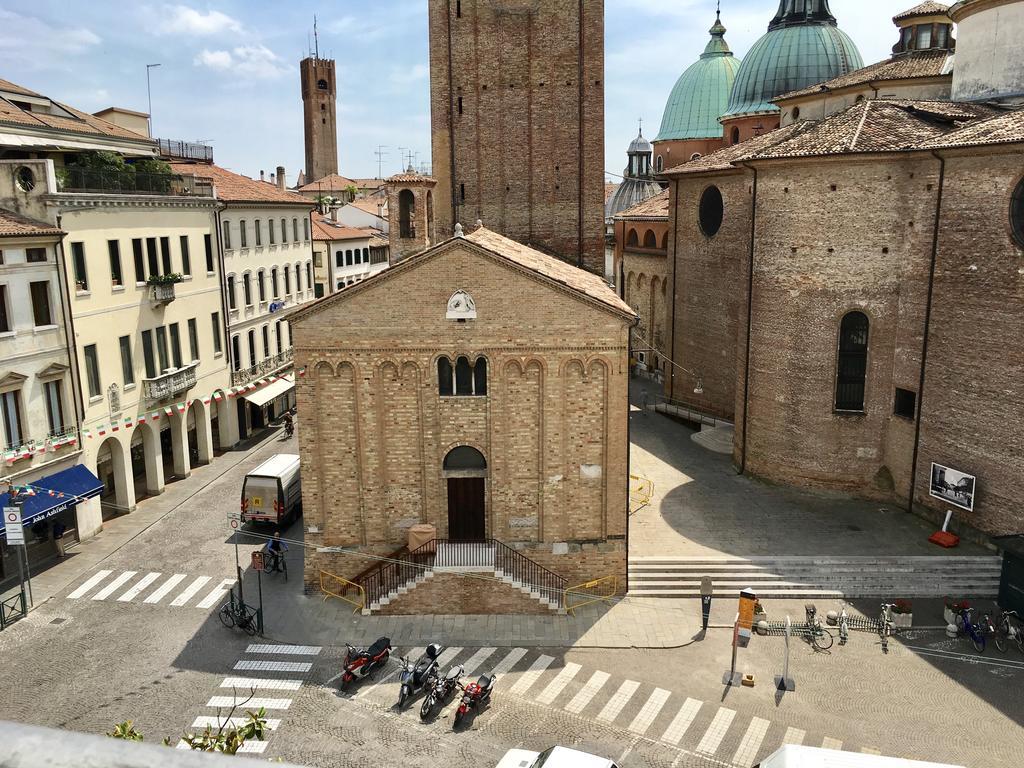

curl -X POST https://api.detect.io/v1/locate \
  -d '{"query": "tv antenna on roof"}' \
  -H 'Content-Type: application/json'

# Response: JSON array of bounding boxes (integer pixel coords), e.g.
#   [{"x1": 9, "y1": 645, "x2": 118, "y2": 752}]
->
[
  {"x1": 375, "y1": 145, "x2": 389, "y2": 179},
  {"x1": 313, "y1": 15, "x2": 319, "y2": 60}
]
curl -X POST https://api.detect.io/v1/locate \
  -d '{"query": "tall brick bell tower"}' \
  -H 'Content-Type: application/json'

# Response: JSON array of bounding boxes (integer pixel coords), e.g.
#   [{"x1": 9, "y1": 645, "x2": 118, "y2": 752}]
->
[
  {"x1": 300, "y1": 54, "x2": 339, "y2": 184},
  {"x1": 428, "y1": 0, "x2": 606, "y2": 274}
]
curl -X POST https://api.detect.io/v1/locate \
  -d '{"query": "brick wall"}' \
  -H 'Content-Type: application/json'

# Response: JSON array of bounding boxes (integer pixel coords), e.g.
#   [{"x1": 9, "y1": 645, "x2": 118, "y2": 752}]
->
[
  {"x1": 300, "y1": 57, "x2": 338, "y2": 183},
  {"x1": 375, "y1": 572, "x2": 554, "y2": 615},
  {"x1": 428, "y1": 0, "x2": 605, "y2": 272},
  {"x1": 293, "y1": 239, "x2": 632, "y2": 596}
]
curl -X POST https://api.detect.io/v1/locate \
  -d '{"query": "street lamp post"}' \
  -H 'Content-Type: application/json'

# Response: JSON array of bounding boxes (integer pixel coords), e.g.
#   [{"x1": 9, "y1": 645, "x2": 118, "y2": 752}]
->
[{"x1": 146, "y1": 63, "x2": 161, "y2": 137}]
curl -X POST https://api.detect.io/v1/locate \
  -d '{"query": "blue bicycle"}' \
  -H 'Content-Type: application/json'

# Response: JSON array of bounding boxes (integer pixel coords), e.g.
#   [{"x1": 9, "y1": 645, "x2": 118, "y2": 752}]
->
[{"x1": 955, "y1": 607, "x2": 986, "y2": 653}]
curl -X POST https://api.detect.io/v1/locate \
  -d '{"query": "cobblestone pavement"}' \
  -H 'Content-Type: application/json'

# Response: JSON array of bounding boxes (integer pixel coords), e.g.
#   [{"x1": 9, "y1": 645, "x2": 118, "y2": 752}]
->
[{"x1": 0, "y1": 418, "x2": 1021, "y2": 767}]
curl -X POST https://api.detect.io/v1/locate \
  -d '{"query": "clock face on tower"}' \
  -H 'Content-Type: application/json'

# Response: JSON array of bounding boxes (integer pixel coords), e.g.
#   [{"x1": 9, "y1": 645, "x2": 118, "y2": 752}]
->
[{"x1": 446, "y1": 290, "x2": 477, "y2": 320}]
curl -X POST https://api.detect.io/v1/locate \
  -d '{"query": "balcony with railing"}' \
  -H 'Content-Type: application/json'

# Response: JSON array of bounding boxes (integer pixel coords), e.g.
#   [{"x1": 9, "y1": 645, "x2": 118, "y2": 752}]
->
[
  {"x1": 57, "y1": 167, "x2": 213, "y2": 197},
  {"x1": 231, "y1": 348, "x2": 293, "y2": 387},
  {"x1": 149, "y1": 282, "x2": 177, "y2": 305},
  {"x1": 2, "y1": 426, "x2": 80, "y2": 476},
  {"x1": 156, "y1": 138, "x2": 214, "y2": 162},
  {"x1": 143, "y1": 362, "x2": 198, "y2": 401}
]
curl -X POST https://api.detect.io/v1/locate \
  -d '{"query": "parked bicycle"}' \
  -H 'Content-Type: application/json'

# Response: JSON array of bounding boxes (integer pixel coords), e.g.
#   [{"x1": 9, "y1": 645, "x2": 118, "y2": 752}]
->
[
  {"x1": 995, "y1": 608, "x2": 1024, "y2": 654},
  {"x1": 219, "y1": 596, "x2": 259, "y2": 636},
  {"x1": 979, "y1": 609, "x2": 1004, "y2": 653},
  {"x1": 955, "y1": 606, "x2": 986, "y2": 653},
  {"x1": 804, "y1": 604, "x2": 833, "y2": 651},
  {"x1": 878, "y1": 602, "x2": 896, "y2": 654}
]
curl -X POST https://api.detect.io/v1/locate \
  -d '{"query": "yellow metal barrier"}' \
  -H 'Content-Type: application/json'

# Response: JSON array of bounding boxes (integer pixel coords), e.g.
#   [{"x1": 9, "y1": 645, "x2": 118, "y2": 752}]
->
[
  {"x1": 319, "y1": 570, "x2": 366, "y2": 614},
  {"x1": 565, "y1": 575, "x2": 618, "y2": 616},
  {"x1": 629, "y1": 473, "x2": 654, "y2": 514}
]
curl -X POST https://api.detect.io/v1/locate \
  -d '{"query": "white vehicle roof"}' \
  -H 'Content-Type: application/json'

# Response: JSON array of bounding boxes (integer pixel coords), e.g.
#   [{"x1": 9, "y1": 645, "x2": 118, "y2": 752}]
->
[
  {"x1": 495, "y1": 746, "x2": 616, "y2": 768},
  {"x1": 759, "y1": 746, "x2": 965, "y2": 768},
  {"x1": 246, "y1": 454, "x2": 300, "y2": 486}
]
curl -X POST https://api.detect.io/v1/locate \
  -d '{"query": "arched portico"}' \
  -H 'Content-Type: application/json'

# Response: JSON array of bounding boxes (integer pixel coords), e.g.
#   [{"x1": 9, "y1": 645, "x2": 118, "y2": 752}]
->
[
  {"x1": 95, "y1": 436, "x2": 134, "y2": 516},
  {"x1": 130, "y1": 422, "x2": 164, "y2": 499},
  {"x1": 442, "y1": 446, "x2": 487, "y2": 541},
  {"x1": 187, "y1": 399, "x2": 213, "y2": 466}
]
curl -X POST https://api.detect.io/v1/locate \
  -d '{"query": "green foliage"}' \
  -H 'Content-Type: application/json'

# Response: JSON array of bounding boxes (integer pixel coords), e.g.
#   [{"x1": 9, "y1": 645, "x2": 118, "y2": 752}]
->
[
  {"x1": 109, "y1": 695, "x2": 268, "y2": 754},
  {"x1": 344, "y1": 184, "x2": 358, "y2": 199},
  {"x1": 131, "y1": 157, "x2": 173, "y2": 176},
  {"x1": 107, "y1": 720, "x2": 144, "y2": 742},
  {"x1": 68, "y1": 150, "x2": 127, "y2": 172},
  {"x1": 146, "y1": 272, "x2": 184, "y2": 286}
]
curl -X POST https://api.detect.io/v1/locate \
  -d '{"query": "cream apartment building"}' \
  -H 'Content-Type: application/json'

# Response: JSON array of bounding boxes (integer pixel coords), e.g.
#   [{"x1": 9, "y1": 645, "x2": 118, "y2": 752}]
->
[
  {"x1": 170, "y1": 162, "x2": 316, "y2": 438},
  {"x1": 311, "y1": 211, "x2": 389, "y2": 296}
]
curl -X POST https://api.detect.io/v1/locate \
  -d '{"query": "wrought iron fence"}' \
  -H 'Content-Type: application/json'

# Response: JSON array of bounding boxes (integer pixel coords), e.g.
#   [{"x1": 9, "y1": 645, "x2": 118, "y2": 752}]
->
[
  {"x1": 0, "y1": 590, "x2": 27, "y2": 630},
  {"x1": 58, "y1": 167, "x2": 209, "y2": 197},
  {"x1": 157, "y1": 138, "x2": 214, "y2": 162},
  {"x1": 230, "y1": 348, "x2": 293, "y2": 386}
]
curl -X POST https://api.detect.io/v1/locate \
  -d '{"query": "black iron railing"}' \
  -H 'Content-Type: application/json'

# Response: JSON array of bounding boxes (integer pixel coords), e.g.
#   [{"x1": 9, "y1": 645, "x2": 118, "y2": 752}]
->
[
  {"x1": 0, "y1": 591, "x2": 26, "y2": 630},
  {"x1": 358, "y1": 540, "x2": 435, "y2": 609},
  {"x1": 157, "y1": 138, "x2": 214, "y2": 162},
  {"x1": 493, "y1": 539, "x2": 566, "y2": 608},
  {"x1": 58, "y1": 167, "x2": 211, "y2": 197}
]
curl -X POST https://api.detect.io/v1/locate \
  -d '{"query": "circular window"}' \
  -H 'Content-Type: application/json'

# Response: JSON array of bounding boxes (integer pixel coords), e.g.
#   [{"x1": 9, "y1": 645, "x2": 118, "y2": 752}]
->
[
  {"x1": 698, "y1": 186, "x2": 724, "y2": 237},
  {"x1": 1012, "y1": 176, "x2": 1024, "y2": 248},
  {"x1": 15, "y1": 166, "x2": 35, "y2": 192}
]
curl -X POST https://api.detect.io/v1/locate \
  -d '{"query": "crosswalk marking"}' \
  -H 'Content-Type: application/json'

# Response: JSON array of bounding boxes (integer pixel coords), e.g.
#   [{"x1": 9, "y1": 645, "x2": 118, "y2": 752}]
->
[
  {"x1": 220, "y1": 677, "x2": 303, "y2": 691},
  {"x1": 234, "y1": 660, "x2": 311, "y2": 673},
  {"x1": 822, "y1": 737, "x2": 843, "y2": 750},
  {"x1": 171, "y1": 576, "x2": 212, "y2": 607},
  {"x1": 436, "y1": 646, "x2": 463, "y2": 670},
  {"x1": 596, "y1": 679, "x2": 640, "y2": 723},
  {"x1": 508, "y1": 654, "x2": 554, "y2": 695},
  {"x1": 861, "y1": 748, "x2": 882, "y2": 755},
  {"x1": 696, "y1": 707, "x2": 736, "y2": 755},
  {"x1": 461, "y1": 647, "x2": 497, "y2": 676},
  {"x1": 236, "y1": 741, "x2": 268, "y2": 754},
  {"x1": 628, "y1": 687, "x2": 671, "y2": 735},
  {"x1": 535, "y1": 662, "x2": 581, "y2": 705},
  {"x1": 197, "y1": 579, "x2": 236, "y2": 609},
  {"x1": 661, "y1": 697, "x2": 702, "y2": 745},
  {"x1": 92, "y1": 571, "x2": 137, "y2": 600},
  {"x1": 564, "y1": 670, "x2": 610, "y2": 714},
  {"x1": 192, "y1": 716, "x2": 280, "y2": 731},
  {"x1": 733, "y1": 717, "x2": 770, "y2": 767},
  {"x1": 117, "y1": 572, "x2": 161, "y2": 602},
  {"x1": 207, "y1": 696, "x2": 292, "y2": 710},
  {"x1": 67, "y1": 570, "x2": 112, "y2": 599},
  {"x1": 782, "y1": 727, "x2": 806, "y2": 746},
  {"x1": 246, "y1": 644, "x2": 322, "y2": 656},
  {"x1": 492, "y1": 647, "x2": 528, "y2": 675},
  {"x1": 144, "y1": 574, "x2": 186, "y2": 604}
]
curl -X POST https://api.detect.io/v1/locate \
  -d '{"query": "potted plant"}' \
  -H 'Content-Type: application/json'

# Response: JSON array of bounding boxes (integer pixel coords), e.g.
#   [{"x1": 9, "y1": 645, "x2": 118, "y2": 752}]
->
[
  {"x1": 146, "y1": 272, "x2": 184, "y2": 286},
  {"x1": 891, "y1": 599, "x2": 913, "y2": 629},
  {"x1": 944, "y1": 597, "x2": 969, "y2": 625}
]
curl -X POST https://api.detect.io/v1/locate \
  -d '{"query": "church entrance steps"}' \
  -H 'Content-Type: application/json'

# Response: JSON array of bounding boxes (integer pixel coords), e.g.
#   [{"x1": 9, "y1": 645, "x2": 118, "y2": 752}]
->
[{"x1": 627, "y1": 555, "x2": 1002, "y2": 599}]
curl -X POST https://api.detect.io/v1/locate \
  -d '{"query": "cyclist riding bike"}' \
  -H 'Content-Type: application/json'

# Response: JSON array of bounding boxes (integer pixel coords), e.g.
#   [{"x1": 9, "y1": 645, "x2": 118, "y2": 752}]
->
[
  {"x1": 265, "y1": 531, "x2": 288, "y2": 572},
  {"x1": 283, "y1": 411, "x2": 294, "y2": 438}
]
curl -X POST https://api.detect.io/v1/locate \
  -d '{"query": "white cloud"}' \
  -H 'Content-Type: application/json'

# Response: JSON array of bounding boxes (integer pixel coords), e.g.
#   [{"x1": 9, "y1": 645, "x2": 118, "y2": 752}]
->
[
  {"x1": 159, "y1": 5, "x2": 242, "y2": 36},
  {"x1": 193, "y1": 44, "x2": 288, "y2": 80},
  {"x1": 388, "y1": 63, "x2": 428, "y2": 86},
  {"x1": 0, "y1": 10, "x2": 101, "y2": 66}
]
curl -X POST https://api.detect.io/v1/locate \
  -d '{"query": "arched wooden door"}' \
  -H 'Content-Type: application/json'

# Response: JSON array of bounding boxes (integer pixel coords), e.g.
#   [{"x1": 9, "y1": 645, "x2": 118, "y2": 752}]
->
[{"x1": 443, "y1": 446, "x2": 486, "y2": 540}]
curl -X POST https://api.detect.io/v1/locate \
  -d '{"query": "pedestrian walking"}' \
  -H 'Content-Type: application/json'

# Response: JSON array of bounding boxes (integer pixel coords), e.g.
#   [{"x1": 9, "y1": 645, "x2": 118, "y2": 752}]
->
[{"x1": 53, "y1": 520, "x2": 67, "y2": 558}]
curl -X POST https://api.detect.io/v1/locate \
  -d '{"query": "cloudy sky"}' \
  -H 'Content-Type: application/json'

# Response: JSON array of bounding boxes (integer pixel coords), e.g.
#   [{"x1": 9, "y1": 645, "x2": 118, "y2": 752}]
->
[{"x1": 1, "y1": 1, "x2": 900, "y2": 183}]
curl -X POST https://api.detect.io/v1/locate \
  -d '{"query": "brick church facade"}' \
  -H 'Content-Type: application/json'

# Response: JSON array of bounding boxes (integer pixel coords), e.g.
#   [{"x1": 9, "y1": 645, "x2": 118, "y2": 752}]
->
[
  {"x1": 291, "y1": 226, "x2": 635, "y2": 612},
  {"x1": 427, "y1": 0, "x2": 606, "y2": 274}
]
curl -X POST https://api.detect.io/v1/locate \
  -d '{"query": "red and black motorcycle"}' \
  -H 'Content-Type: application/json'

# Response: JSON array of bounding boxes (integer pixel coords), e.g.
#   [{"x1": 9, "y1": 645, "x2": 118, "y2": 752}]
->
[
  {"x1": 453, "y1": 672, "x2": 496, "y2": 727},
  {"x1": 339, "y1": 637, "x2": 392, "y2": 691}
]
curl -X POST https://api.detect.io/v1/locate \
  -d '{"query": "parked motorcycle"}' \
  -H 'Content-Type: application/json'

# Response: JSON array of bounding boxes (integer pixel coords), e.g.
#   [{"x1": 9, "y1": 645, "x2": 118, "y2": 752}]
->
[
  {"x1": 338, "y1": 637, "x2": 392, "y2": 691},
  {"x1": 397, "y1": 643, "x2": 443, "y2": 708},
  {"x1": 420, "y1": 664, "x2": 464, "y2": 721},
  {"x1": 453, "y1": 672, "x2": 496, "y2": 728}
]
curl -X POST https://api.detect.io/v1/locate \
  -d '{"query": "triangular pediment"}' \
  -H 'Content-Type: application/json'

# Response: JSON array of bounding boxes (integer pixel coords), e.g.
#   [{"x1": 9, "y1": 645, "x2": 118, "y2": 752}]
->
[
  {"x1": 0, "y1": 371, "x2": 28, "y2": 390},
  {"x1": 37, "y1": 362, "x2": 70, "y2": 380}
]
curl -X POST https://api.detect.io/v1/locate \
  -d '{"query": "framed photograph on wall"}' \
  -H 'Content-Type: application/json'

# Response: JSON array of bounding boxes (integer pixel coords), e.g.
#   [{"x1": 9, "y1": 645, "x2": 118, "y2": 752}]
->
[{"x1": 929, "y1": 463, "x2": 976, "y2": 512}]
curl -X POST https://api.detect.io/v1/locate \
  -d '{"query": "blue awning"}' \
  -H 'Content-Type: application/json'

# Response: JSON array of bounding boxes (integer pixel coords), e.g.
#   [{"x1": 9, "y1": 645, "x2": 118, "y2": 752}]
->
[{"x1": 0, "y1": 464, "x2": 102, "y2": 536}]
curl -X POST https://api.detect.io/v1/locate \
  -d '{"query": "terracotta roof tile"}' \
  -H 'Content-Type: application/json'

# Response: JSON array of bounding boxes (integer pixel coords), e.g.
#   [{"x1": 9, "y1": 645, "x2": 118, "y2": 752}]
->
[
  {"x1": 0, "y1": 78, "x2": 43, "y2": 97},
  {"x1": 0, "y1": 209, "x2": 63, "y2": 238},
  {"x1": 893, "y1": 1, "x2": 950, "y2": 21},
  {"x1": 349, "y1": 198, "x2": 387, "y2": 216},
  {"x1": 386, "y1": 172, "x2": 435, "y2": 183},
  {"x1": 918, "y1": 107, "x2": 1024, "y2": 149},
  {"x1": 310, "y1": 215, "x2": 378, "y2": 241},
  {"x1": 465, "y1": 227, "x2": 635, "y2": 318},
  {"x1": 775, "y1": 50, "x2": 952, "y2": 102},
  {"x1": 615, "y1": 189, "x2": 669, "y2": 220},
  {"x1": 662, "y1": 122, "x2": 814, "y2": 175},
  {"x1": 296, "y1": 173, "x2": 358, "y2": 192},
  {"x1": 168, "y1": 162, "x2": 313, "y2": 205}
]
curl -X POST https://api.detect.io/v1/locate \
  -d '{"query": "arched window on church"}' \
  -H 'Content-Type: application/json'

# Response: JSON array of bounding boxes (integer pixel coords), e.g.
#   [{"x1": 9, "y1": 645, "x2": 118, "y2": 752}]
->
[
  {"x1": 626, "y1": 229, "x2": 639, "y2": 247},
  {"x1": 656, "y1": 155, "x2": 664, "y2": 172},
  {"x1": 317, "y1": 79, "x2": 328, "y2": 90},
  {"x1": 455, "y1": 356, "x2": 473, "y2": 395},
  {"x1": 438, "y1": 357, "x2": 454, "y2": 396},
  {"x1": 473, "y1": 357, "x2": 487, "y2": 396},
  {"x1": 399, "y1": 189, "x2": 416, "y2": 238},
  {"x1": 661, "y1": 232, "x2": 668, "y2": 250},
  {"x1": 835, "y1": 311, "x2": 869, "y2": 412},
  {"x1": 643, "y1": 230, "x2": 657, "y2": 248},
  {"x1": 731, "y1": 126, "x2": 740, "y2": 145},
  {"x1": 438, "y1": 355, "x2": 487, "y2": 396}
]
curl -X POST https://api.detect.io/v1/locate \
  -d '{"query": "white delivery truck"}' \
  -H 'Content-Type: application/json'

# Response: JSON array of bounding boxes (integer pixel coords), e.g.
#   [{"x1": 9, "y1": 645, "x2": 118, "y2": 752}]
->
[
  {"x1": 241, "y1": 453, "x2": 302, "y2": 526},
  {"x1": 757, "y1": 746, "x2": 965, "y2": 768}
]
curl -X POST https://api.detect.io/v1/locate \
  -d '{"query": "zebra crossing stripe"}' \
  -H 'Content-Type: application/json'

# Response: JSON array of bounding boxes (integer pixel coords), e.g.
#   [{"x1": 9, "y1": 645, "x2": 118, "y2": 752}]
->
[
  {"x1": 220, "y1": 677, "x2": 303, "y2": 691},
  {"x1": 206, "y1": 696, "x2": 292, "y2": 710},
  {"x1": 782, "y1": 727, "x2": 806, "y2": 746},
  {"x1": 144, "y1": 574, "x2": 186, "y2": 603},
  {"x1": 67, "y1": 570, "x2": 112, "y2": 599},
  {"x1": 234, "y1": 660, "x2": 311, "y2": 673},
  {"x1": 733, "y1": 717, "x2": 770, "y2": 767},
  {"x1": 492, "y1": 647, "x2": 528, "y2": 675},
  {"x1": 197, "y1": 579, "x2": 236, "y2": 609},
  {"x1": 460, "y1": 647, "x2": 497, "y2": 676},
  {"x1": 661, "y1": 697, "x2": 702, "y2": 745},
  {"x1": 92, "y1": 571, "x2": 137, "y2": 600},
  {"x1": 436, "y1": 646, "x2": 464, "y2": 669},
  {"x1": 861, "y1": 748, "x2": 882, "y2": 755},
  {"x1": 246, "y1": 644, "x2": 322, "y2": 656},
  {"x1": 117, "y1": 572, "x2": 161, "y2": 602},
  {"x1": 170, "y1": 576, "x2": 211, "y2": 607},
  {"x1": 822, "y1": 737, "x2": 843, "y2": 750},
  {"x1": 596, "y1": 679, "x2": 640, "y2": 723},
  {"x1": 628, "y1": 687, "x2": 671, "y2": 736},
  {"x1": 509, "y1": 654, "x2": 554, "y2": 695},
  {"x1": 564, "y1": 670, "x2": 609, "y2": 714},
  {"x1": 236, "y1": 741, "x2": 268, "y2": 754},
  {"x1": 696, "y1": 707, "x2": 736, "y2": 755},
  {"x1": 535, "y1": 662, "x2": 581, "y2": 705},
  {"x1": 192, "y1": 716, "x2": 280, "y2": 731}
]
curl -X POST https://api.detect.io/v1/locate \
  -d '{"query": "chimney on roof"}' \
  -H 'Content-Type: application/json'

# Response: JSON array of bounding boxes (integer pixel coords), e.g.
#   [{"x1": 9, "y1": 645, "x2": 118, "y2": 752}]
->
[
  {"x1": 260, "y1": 170, "x2": 265, "y2": 182},
  {"x1": 331, "y1": 206, "x2": 341, "y2": 222},
  {"x1": 276, "y1": 166, "x2": 286, "y2": 191},
  {"x1": 269, "y1": 172, "x2": 276, "y2": 185}
]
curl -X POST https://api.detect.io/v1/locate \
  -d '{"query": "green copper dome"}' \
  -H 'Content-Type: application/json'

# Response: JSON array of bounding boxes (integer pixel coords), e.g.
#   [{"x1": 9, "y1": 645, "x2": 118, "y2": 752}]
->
[
  {"x1": 722, "y1": 0, "x2": 863, "y2": 119},
  {"x1": 655, "y1": 13, "x2": 742, "y2": 142}
]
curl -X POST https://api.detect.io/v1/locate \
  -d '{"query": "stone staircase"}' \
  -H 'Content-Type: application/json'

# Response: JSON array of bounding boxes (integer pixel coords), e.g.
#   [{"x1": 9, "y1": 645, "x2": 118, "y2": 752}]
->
[
  {"x1": 627, "y1": 555, "x2": 1003, "y2": 598},
  {"x1": 360, "y1": 540, "x2": 566, "y2": 614}
]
